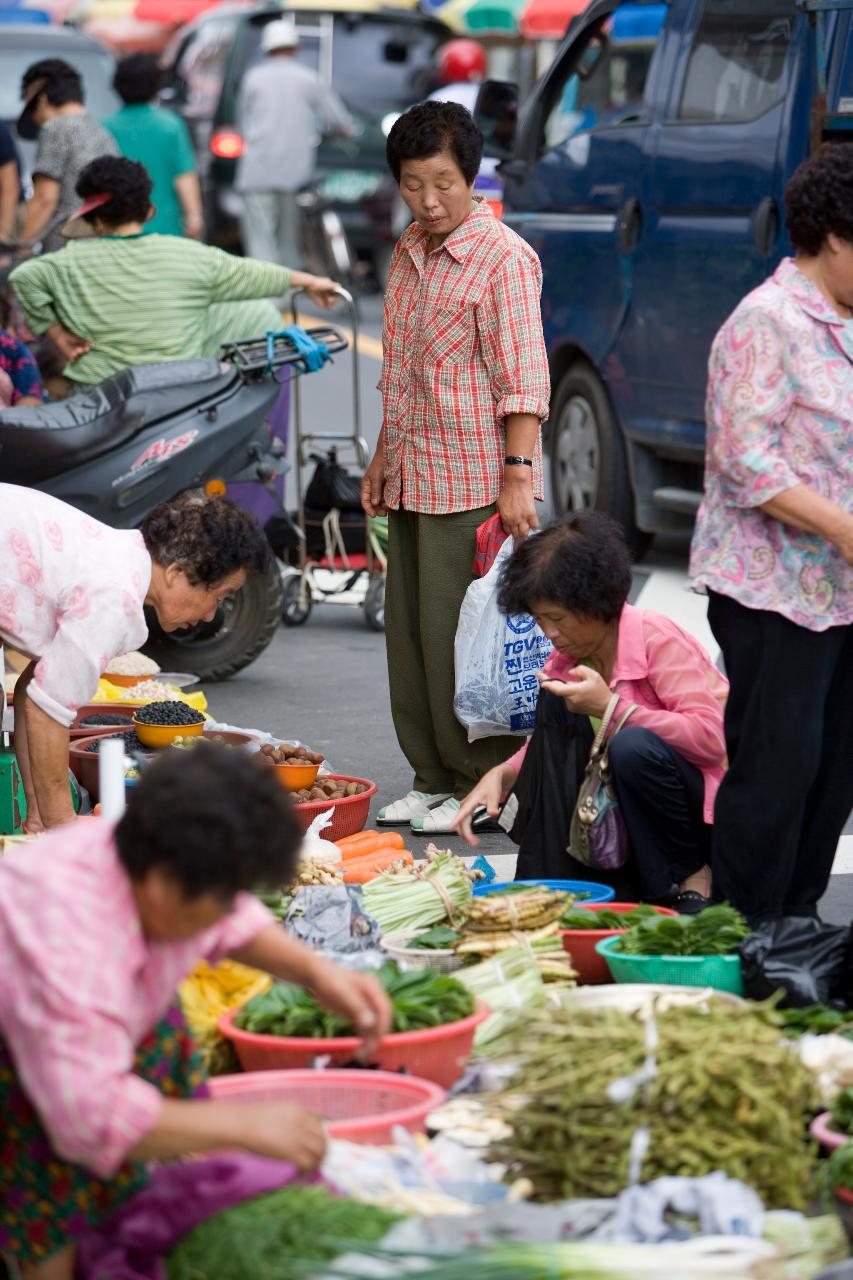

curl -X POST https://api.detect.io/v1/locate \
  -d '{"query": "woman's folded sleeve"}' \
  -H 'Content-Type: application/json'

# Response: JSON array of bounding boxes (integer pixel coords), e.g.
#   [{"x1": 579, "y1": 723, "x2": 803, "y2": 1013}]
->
[{"x1": 1, "y1": 974, "x2": 163, "y2": 1178}]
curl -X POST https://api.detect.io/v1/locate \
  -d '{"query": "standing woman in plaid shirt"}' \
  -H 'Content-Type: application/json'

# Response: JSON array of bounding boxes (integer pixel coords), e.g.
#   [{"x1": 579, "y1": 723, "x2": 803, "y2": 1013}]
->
[{"x1": 362, "y1": 101, "x2": 550, "y2": 834}]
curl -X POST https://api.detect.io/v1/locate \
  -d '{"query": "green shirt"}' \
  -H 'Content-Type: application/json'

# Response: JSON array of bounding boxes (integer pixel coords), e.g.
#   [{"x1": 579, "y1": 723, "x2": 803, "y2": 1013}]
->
[
  {"x1": 10, "y1": 234, "x2": 290, "y2": 384},
  {"x1": 104, "y1": 103, "x2": 197, "y2": 237}
]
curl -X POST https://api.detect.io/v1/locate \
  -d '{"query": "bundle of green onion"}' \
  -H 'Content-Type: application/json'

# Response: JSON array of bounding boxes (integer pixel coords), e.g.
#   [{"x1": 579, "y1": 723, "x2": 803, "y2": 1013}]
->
[
  {"x1": 455, "y1": 945, "x2": 547, "y2": 1051},
  {"x1": 362, "y1": 852, "x2": 473, "y2": 933}
]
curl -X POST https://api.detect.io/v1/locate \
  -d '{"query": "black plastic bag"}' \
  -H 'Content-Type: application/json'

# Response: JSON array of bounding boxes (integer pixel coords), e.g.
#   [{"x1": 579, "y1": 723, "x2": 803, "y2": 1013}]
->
[
  {"x1": 304, "y1": 449, "x2": 363, "y2": 513},
  {"x1": 739, "y1": 916, "x2": 852, "y2": 1007}
]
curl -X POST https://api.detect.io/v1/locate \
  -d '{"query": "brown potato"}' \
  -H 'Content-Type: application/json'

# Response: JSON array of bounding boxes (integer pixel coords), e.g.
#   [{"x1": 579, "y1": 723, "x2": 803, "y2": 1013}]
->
[{"x1": 345, "y1": 782, "x2": 358, "y2": 796}]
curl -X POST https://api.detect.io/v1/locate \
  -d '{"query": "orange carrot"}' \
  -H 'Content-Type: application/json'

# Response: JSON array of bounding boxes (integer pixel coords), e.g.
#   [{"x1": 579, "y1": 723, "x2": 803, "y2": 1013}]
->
[
  {"x1": 335, "y1": 830, "x2": 405, "y2": 859},
  {"x1": 342, "y1": 849, "x2": 413, "y2": 884}
]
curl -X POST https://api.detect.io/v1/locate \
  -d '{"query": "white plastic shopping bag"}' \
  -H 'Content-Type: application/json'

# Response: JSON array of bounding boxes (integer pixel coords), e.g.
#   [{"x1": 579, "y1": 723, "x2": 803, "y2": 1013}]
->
[{"x1": 453, "y1": 538, "x2": 553, "y2": 742}]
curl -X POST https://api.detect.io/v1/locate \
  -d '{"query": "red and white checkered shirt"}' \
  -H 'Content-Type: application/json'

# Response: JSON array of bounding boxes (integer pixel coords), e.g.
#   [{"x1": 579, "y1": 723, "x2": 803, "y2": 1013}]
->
[{"x1": 379, "y1": 199, "x2": 550, "y2": 515}]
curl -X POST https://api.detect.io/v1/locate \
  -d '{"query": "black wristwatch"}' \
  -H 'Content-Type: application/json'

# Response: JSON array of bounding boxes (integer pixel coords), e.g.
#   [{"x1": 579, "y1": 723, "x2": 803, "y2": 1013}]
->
[{"x1": 504, "y1": 455, "x2": 533, "y2": 467}]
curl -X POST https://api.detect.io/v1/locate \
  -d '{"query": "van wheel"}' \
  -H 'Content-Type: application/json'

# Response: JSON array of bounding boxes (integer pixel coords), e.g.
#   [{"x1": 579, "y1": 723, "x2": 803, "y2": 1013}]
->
[{"x1": 549, "y1": 363, "x2": 652, "y2": 561}]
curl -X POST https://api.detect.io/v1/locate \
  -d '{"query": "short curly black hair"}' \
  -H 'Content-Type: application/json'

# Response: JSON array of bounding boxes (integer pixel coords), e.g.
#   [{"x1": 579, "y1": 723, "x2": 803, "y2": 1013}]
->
[
  {"x1": 498, "y1": 511, "x2": 633, "y2": 623},
  {"x1": 116, "y1": 746, "x2": 302, "y2": 899},
  {"x1": 785, "y1": 144, "x2": 853, "y2": 256},
  {"x1": 113, "y1": 53, "x2": 163, "y2": 105},
  {"x1": 140, "y1": 492, "x2": 270, "y2": 587},
  {"x1": 386, "y1": 100, "x2": 483, "y2": 185},
  {"x1": 21, "y1": 59, "x2": 83, "y2": 107},
  {"x1": 76, "y1": 155, "x2": 153, "y2": 227}
]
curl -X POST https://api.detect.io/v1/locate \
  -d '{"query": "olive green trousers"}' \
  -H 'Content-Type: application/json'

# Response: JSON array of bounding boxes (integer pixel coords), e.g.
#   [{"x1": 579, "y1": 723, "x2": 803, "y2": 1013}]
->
[{"x1": 385, "y1": 505, "x2": 518, "y2": 800}]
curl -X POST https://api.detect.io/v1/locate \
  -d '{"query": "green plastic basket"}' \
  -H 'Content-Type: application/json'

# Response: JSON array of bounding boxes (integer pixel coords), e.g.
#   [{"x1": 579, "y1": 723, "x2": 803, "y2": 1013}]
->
[{"x1": 595, "y1": 936, "x2": 745, "y2": 996}]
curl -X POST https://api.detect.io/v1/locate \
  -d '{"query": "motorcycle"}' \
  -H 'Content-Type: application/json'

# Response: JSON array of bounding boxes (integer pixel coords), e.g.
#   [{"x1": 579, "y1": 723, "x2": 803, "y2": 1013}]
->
[{"x1": 0, "y1": 328, "x2": 347, "y2": 680}]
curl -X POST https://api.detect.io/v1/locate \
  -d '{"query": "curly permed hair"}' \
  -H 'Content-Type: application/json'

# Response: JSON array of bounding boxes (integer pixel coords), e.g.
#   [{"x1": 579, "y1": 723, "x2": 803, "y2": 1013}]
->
[
  {"x1": 386, "y1": 100, "x2": 483, "y2": 185},
  {"x1": 785, "y1": 143, "x2": 853, "y2": 256},
  {"x1": 116, "y1": 746, "x2": 302, "y2": 898},
  {"x1": 76, "y1": 155, "x2": 153, "y2": 227},
  {"x1": 140, "y1": 493, "x2": 269, "y2": 587},
  {"x1": 498, "y1": 511, "x2": 633, "y2": 623}
]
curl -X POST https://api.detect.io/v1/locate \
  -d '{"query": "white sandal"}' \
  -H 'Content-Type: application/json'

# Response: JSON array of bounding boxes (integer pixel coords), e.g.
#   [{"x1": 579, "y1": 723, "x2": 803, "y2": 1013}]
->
[
  {"x1": 410, "y1": 797, "x2": 461, "y2": 835},
  {"x1": 376, "y1": 790, "x2": 452, "y2": 826}
]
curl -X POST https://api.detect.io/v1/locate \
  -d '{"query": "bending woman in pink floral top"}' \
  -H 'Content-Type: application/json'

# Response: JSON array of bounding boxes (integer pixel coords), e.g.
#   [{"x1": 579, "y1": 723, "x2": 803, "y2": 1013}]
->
[
  {"x1": 688, "y1": 145, "x2": 853, "y2": 924},
  {"x1": 0, "y1": 486, "x2": 269, "y2": 832},
  {"x1": 0, "y1": 747, "x2": 391, "y2": 1279}
]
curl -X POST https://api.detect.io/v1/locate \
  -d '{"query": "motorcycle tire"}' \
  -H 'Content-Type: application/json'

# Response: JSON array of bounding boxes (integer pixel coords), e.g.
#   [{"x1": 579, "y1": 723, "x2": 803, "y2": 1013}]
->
[
  {"x1": 142, "y1": 559, "x2": 283, "y2": 681},
  {"x1": 281, "y1": 572, "x2": 312, "y2": 627}
]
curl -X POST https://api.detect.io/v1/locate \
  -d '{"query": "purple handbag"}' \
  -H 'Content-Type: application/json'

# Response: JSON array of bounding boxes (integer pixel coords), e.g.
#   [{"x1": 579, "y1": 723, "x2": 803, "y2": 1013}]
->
[{"x1": 569, "y1": 694, "x2": 637, "y2": 870}]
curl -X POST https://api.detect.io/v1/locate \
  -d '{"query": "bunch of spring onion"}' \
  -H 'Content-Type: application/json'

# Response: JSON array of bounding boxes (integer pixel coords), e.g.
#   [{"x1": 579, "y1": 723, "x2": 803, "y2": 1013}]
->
[
  {"x1": 362, "y1": 851, "x2": 473, "y2": 933},
  {"x1": 455, "y1": 945, "x2": 547, "y2": 1050}
]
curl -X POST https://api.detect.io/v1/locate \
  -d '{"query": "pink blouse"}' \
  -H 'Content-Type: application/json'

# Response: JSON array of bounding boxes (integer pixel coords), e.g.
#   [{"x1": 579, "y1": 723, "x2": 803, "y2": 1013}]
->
[
  {"x1": 508, "y1": 603, "x2": 728, "y2": 823},
  {"x1": 689, "y1": 258, "x2": 853, "y2": 630},
  {"x1": 0, "y1": 819, "x2": 274, "y2": 1177},
  {"x1": 0, "y1": 484, "x2": 152, "y2": 725}
]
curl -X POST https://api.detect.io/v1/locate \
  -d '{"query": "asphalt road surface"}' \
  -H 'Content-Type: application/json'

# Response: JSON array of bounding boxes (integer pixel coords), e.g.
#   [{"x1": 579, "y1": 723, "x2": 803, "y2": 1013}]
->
[{"x1": 207, "y1": 290, "x2": 853, "y2": 924}]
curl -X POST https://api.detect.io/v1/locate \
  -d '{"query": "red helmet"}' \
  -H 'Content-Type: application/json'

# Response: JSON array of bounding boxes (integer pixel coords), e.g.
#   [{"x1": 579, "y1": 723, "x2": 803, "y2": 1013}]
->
[{"x1": 438, "y1": 39, "x2": 487, "y2": 86}]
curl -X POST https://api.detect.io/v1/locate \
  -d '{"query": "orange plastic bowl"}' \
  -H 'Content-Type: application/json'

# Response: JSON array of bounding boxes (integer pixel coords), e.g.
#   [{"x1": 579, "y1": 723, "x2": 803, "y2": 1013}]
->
[
  {"x1": 561, "y1": 902, "x2": 679, "y2": 985},
  {"x1": 207, "y1": 1069, "x2": 445, "y2": 1145},
  {"x1": 272, "y1": 761, "x2": 320, "y2": 792},
  {"x1": 219, "y1": 1003, "x2": 488, "y2": 1089},
  {"x1": 103, "y1": 671, "x2": 154, "y2": 688},
  {"x1": 292, "y1": 776, "x2": 377, "y2": 839}
]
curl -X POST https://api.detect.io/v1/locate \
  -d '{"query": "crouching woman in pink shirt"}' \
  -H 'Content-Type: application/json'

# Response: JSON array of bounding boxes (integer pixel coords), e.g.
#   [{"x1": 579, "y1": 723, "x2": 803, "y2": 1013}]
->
[
  {"x1": 0, "y1": 747, "x2": 391, "y2": 1280},
  {"x1": 453, "y1": 513, "x2": 728, "y2": 912}
]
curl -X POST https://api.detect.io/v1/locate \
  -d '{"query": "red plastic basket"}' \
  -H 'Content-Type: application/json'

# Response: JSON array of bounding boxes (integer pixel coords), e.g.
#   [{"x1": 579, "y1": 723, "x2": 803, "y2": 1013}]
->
[
  {"x1": 292, "y1": 775, "x2": 377, "y2": 839},
  {"x1": 561, "y1": 902, "x2": 678, "y2": 985},
  {"x1": 207, "y1": 1069, "x2": 444, "y2": 1145},
  {"x1": 219, "y1": 1004, "x2": 488, "y2": 1089}
]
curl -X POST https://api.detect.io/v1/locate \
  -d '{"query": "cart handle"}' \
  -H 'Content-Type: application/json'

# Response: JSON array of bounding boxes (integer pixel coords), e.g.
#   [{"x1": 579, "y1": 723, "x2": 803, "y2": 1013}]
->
[{"x1": 289, "y1": 285, "x2": 366, "y2": 469}]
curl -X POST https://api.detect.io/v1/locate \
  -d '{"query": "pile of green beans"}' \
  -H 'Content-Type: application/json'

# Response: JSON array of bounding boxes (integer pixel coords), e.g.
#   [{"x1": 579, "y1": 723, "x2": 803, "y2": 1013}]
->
[{"x1": 489, "y1": 1002, "x2": 817, "y2": 1209}]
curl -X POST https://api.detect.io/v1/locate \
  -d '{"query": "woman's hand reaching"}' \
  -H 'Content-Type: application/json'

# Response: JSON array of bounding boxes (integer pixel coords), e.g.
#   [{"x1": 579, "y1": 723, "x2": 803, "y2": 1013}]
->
[
  {"x1": 450, "y1": 762, "x2": 516, "y2": 847},
  {"x1": 306, "y1": 957, "x2": 392, "y2": 1058},
  {"x1": 537, "y1": 664, "x2": 613, "y2": 718}
]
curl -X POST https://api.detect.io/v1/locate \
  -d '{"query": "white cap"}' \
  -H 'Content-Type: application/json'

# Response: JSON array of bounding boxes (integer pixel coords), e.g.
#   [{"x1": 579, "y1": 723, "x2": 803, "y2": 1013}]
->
[{"x1": 262, "y1": 18, "x2": 300, "y2": 52}]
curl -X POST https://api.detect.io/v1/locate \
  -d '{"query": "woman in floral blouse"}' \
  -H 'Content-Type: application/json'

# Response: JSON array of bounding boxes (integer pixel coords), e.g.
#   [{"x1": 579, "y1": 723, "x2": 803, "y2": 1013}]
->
[{"x1": 688, "y1": 144, "x2": 853, "y2": 924}]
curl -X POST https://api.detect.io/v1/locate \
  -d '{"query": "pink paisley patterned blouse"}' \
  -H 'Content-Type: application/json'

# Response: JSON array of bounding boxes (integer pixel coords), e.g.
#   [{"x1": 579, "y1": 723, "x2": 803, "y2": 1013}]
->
[
  {"x1": 0, "y1": 485, "x2": 152, "y2": 725},
  {"x1": 689, "y1": 258, "x2": 853, "y2": 630}
]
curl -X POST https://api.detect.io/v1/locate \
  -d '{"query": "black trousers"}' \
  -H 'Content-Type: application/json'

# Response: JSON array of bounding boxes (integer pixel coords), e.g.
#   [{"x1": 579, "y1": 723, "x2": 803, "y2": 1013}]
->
[
  {"x1": 708, "y1": 592, "x2": 853, "y2": 922},
  {"x1": 510, "y1": 690, "x2": 708, "y2": 900}
]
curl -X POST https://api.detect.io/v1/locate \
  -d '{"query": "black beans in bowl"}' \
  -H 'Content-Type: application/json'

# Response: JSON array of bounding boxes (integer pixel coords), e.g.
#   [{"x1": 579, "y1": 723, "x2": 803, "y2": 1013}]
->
[
  {"x1": 79, "y1": 713, "x2": 133, "y2": 728},
  {"x1": 133, "y1": 701, "x2": 205, "y2": 727},
  {"x1": 84, "y1": 731, "x2": 147, "y2": 754}
]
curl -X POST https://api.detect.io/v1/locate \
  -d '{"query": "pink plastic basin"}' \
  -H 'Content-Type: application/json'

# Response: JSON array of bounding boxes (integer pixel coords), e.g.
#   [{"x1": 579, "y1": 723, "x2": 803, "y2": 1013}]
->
[
  {"x1": 812, "y1": 1111, "x2": 849, "y2": 1153},
  {"x1": 561, "y1": 902, "x2": 679, "y2": 985},
  {"x1": 208, "y1": 1068, "x2": 445, "y2": 1145},
  {"x1": 219, "y1": 1004, "x2": 488, "y2": 1089}
]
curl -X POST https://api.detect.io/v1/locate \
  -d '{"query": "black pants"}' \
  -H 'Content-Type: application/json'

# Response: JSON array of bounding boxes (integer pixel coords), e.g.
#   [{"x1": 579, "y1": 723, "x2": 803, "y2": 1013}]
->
[
  {"x1": 510, "y1": 690, "x2": 708, "y2": 900},
  {"x1": 708, "y1": 592, "x2": 853, "y2": 922}
]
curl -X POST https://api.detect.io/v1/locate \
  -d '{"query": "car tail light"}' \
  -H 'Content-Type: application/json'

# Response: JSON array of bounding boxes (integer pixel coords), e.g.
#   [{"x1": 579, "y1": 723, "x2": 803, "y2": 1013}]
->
[{"x1": 211, "y1": 129, "x2": 244, "y2": 159}]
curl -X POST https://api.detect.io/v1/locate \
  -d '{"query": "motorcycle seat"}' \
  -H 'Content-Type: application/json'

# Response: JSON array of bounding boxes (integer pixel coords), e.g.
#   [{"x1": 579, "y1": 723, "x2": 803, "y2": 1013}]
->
[{"x1": 0, "y1": 359, "x2": 237, "y2": 486}]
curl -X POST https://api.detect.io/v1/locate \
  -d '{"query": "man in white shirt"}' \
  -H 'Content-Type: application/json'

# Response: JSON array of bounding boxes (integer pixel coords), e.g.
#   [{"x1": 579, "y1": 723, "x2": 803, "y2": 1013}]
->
[{"x1": 236, "y1": 19, "x2": 354, "y2": 269}]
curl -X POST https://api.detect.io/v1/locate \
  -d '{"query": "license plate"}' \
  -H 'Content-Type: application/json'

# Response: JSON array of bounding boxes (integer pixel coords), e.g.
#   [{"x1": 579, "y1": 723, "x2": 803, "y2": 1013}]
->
[{"x1": 321, "y1": 169, "x2": 382, "y2": 203}]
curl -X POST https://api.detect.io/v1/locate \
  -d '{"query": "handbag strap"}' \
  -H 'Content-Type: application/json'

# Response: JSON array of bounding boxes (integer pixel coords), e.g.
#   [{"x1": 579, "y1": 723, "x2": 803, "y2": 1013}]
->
[{"x1": 590, "y1": 695, "x2": 638, "y2": 761}]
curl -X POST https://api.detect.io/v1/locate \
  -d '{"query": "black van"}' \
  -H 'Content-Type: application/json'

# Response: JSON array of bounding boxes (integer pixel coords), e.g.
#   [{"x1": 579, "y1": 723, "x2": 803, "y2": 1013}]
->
[{"x1": 163, "y1": 3, "x2": 450, "y2": 278}]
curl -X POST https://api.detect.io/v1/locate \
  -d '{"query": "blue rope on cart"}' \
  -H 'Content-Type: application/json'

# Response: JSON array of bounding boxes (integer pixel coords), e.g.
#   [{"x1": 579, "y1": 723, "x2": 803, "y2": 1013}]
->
[{"x1": 266, "y1": 325, "x2": 331, "y2": 374}]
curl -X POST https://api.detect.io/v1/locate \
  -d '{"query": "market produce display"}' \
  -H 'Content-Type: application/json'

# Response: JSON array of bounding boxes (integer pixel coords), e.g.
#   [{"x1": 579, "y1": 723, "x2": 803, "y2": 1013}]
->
[
  {"x1": 167, "y1": 1184, "x2": 401, "y2": 1280},
  {"x1": 83, "y1": 730, "x2": 146, "y2": 754},
  {"x1": 134, "y1": 701, "x2": 206, "y2": 726},
  {"x1": 363, "y1": 850, "x2": 474, "y2": 933},
  {"x1": 829, "y1": 1087, "x2": 853, "y2": 1136},
  {"x1": 453, "y1": 888, "x2": 576, "y2": 985},
  {"x1": 780, "y1": 1005, "x2": 853, "y2": 1038},
  {"x1": 488, "y1": 1000, "x2": 817, "y2": 1208},
  {"x1": 118, "y1": 679, "x2": 183, "y2": 701},
  {"x1": 179, "y1": 959, "x2": 271, "y2": 1074},
  {"x1": 78, "y1": 712, "x2": 134, "y2": 728},
  {"x1": 104, "y1": 650, "x2": 160, "y2": 677},
  {"x1": 234, "y1": 960, "x2": 474, "y2": 1038},
  {"x1": 615, "y1": 905, "x2": 749, "y2": 956}
]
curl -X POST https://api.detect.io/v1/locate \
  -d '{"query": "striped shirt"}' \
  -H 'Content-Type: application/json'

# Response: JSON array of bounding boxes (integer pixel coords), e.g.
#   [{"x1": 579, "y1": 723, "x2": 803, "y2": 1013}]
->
[
  {"x1": 0, "y1": 819, "x2": 273, "y2": 1177},
  {"x1": 379, "y1": 199, "x2": 550, "y2": 515},
  {"x1": 10, "y1": 234, "x2": 290, "y2": 385}
]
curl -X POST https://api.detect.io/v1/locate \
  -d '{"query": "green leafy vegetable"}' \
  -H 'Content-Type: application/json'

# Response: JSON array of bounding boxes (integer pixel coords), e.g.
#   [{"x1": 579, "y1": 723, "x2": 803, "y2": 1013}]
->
[
  {"x1": 779, "y1": 1004, "x2": 853, "y2": 1038},
  {"x1": 616, "y1": 904, "x2": 749, "y2": 956},
  {"x1": 234, "y1": 960, "x2": 474, "y2": 1038},
  {"x1": 167, "y1": 1184, "x2": 400, "y2": 1280},
  {"x1": 560, "y1": 905, "x2": 659, "y2": 931},
  {"x1": 407, "y1": 925, "x2": 461, "y2": 951},
  {"x1": 830, "y1": 1087, "x2": 853, "y2": 1136}
]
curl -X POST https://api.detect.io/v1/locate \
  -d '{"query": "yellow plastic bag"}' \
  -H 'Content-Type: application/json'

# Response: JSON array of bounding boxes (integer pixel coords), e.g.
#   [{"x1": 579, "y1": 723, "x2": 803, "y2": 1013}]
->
[
  {"x1": 180, "y1": 959, "x2": 271, "y2": 1073},
  {"x1": 93, "y1": 678, "x2": 208, "y2": 714}
]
